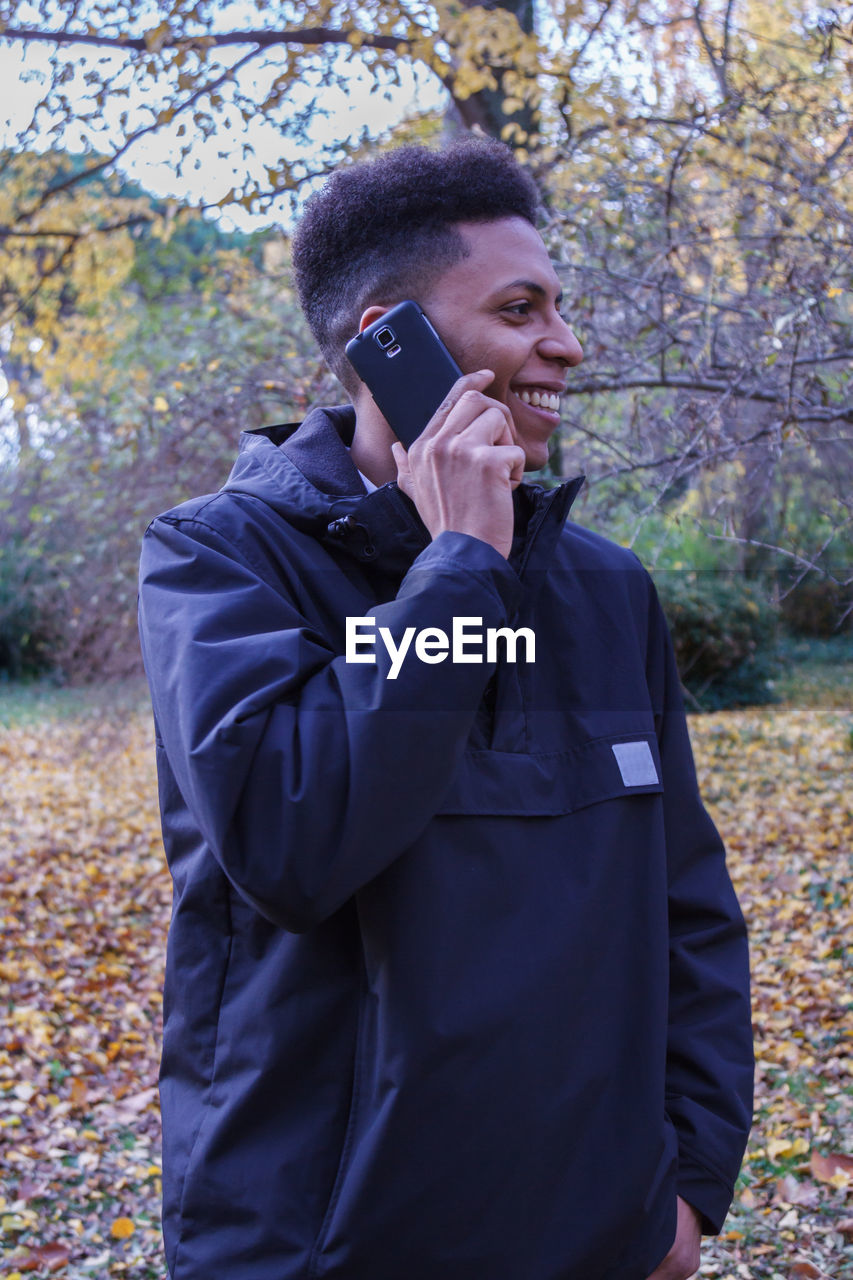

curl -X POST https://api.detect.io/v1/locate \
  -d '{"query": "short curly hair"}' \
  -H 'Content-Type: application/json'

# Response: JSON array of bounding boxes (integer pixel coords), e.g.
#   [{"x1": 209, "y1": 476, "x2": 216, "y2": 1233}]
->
[{"x1": 291, "y1": 137, "x2": 541, "y2": 395}]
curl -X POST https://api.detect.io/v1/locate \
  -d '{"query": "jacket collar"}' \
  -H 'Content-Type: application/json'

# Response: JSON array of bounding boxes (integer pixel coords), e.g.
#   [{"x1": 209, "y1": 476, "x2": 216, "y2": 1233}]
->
[
  {"x1": 251, "y1": 404, "x2": 363, "y2": 497},
  {"x1": 248, "y1": 406, "x2": 585, "y2": 578}
]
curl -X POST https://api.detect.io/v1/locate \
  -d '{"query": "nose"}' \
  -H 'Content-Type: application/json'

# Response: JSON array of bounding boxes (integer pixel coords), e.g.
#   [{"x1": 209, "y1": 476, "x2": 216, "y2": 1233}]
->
[
  {"x1": 562, "y1": 324, "x2": 584, "y2": 366},
  {"x1": 541, "y1": 315, "x2": 583, "y2": 367}
]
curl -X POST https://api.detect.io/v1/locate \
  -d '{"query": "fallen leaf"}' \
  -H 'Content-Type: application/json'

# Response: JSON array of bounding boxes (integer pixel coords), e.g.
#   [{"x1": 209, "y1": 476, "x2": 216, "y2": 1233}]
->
[
  {"x1": 2, "y1": 689, "x2": 852, "y2": 1278},
  {"x1": 774, "y1": 1174, "x2": 820, "y2": 1208},
  {"x1": 15, "y1": 1242, "x2": 71, "y2": 1272},
  {"x1": 810, "y1": 1150, "x2": 853, "y2": 1183},
  {"x1": 110, "y1": 1216, "x2": 135, "y2": 1239},
  {"x1": 69, "y1": 1076, "x2": 88, "y2": 1108}
]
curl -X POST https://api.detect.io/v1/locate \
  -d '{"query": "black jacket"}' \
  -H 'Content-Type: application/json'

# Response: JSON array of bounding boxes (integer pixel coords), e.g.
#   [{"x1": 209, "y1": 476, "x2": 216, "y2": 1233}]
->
[{"x1": 138, "y1": 405, "x2": 753, "y2": 1280}]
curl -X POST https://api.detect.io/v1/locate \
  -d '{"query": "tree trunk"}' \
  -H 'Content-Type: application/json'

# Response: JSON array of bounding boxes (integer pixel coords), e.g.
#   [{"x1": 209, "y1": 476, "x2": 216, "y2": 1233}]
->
[{"x1": 444, "y1": 0, "x2": 539, "y2": 148}]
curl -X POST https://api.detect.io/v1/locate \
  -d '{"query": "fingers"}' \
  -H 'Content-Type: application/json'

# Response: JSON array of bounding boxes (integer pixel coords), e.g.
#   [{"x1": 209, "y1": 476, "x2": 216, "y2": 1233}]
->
[
  {"x1": 391, "y1": 441, "x2": 411, "y2": 496},
  {"x1": 396, "y1": 371, "x2": 522, "y2": 488},
  {"x1": 418, "y1": 370, "x2": 514, "y2": 447},
  {"x1": 420, "y1": 369, "x2": 494, "y2": 439},
  {"x1": 392, "y1": 368, "x2": 522, "y2": 558},
  {"x1": 391, "y1": 440, "x2": 408, "y2": 474}
]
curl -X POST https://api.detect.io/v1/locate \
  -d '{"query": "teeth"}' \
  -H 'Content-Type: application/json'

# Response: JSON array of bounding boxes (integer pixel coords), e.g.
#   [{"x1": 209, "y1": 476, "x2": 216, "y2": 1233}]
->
[{"x1": 518, "y1": 389, "x2": 561, "y2": 412}]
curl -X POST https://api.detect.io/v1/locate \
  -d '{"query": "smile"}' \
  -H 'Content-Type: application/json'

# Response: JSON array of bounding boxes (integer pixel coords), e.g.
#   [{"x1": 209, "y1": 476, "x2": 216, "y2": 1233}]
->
[{"x1": 516, "y1": 388, "x2": 561, "y2": 412}]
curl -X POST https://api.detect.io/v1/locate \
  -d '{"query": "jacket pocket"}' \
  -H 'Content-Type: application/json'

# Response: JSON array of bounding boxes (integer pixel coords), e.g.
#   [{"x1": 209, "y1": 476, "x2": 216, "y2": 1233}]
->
[
  {"x1": 308, "y1": 968, "x2": 369, "y2": 1277},
  {"x1": 435, "y1": 731, "x2": 664, "y2": 816}
]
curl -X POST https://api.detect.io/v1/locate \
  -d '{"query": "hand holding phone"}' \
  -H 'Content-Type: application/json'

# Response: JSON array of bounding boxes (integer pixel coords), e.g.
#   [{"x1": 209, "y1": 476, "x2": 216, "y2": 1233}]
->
[
  {"x1": 394, "y1": 369, "x2": 524, "y2": 560},
  {"x1": 346, "y1": 300, "x2": 524, "y2": 558}
]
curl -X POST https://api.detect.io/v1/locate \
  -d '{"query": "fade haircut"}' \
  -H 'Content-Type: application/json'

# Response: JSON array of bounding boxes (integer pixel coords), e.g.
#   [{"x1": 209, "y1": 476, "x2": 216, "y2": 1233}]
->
[{"x1": 291, "y1": 136, "x2": 541, "y2": 396}]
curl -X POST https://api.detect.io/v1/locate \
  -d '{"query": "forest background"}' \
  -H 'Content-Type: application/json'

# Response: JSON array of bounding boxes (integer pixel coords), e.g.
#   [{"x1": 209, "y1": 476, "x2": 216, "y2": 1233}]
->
[
  {"x1": 0, "y1": 5, "x2": 852, "y2": 1279},
  {"x1": 0, "y1": 0, "x2": 851, "y2": 706}
]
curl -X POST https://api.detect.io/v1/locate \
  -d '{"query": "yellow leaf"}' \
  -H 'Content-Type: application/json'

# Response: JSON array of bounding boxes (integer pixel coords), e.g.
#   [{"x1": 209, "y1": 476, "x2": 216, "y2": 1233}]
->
[
  {"x1": 153, "y1": 396, "x2": 169, "y2": 412},
  {"x1": 143, "y1": 20, "x2": 171, "y2": 52},
  {"x1": 110, "y1": 1217, "x2": 135, "y2": 1239}
]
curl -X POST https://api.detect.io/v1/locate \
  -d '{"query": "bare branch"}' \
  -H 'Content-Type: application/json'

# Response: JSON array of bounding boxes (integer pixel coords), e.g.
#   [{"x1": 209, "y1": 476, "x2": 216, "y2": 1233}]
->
[
  {"x1": 25, "y1": 46, "x2": 265, "y2": 216},
  {"x1": 563, "y1": 374, "x2": 853, "y2": 420},
  {"x1": 0, "y1": 24, "x2": 409, "y2": 56},
  {"x1": 703, "y1": 523, "x2": 853, "y2": 589},
  {"x1": 0, "y1": 215, "x2": 152, "y2": 240},
  {"x1": 691, "y1": 3, "x2": 729, "y2": 99}
]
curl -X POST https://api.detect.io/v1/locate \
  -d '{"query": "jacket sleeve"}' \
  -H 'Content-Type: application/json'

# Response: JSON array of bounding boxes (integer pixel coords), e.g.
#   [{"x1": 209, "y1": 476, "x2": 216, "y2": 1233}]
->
[
  {"x1": 138, "y1": 508, "x2": 522, "y2": 933},
  {"x1": 648, "y1": 589, "x2": 755, "y2": 1234}
]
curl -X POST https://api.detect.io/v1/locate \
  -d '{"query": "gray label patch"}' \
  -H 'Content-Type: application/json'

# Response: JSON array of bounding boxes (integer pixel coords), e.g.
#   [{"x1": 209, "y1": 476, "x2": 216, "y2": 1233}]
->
[{"x1": 612, "y1": 740, "x2": 659, "y2": 787}]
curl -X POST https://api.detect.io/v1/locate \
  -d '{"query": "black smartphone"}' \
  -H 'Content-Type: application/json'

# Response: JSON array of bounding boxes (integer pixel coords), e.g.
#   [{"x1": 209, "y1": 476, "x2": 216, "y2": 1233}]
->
[{"x1": 344, "y1": 300, "x2": 463, "y2": 448}]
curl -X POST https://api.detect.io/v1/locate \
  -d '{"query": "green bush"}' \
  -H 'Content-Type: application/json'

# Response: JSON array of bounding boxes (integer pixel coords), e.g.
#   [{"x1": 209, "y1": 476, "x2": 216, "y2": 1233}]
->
[
  {"x1": 779, "y1": 573, "x2": 852, "y2": 637},
  {"x1": 654, "y1": 571, "x2": 779, "y2": 711},
  {"x1": 0, "y1": 549, "x2": 57, "y2": 679}
]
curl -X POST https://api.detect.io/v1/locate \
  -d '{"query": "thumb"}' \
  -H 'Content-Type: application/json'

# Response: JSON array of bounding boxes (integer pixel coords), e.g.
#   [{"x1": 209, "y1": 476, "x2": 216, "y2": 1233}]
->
[{"x1": 391, "y1": 441, "x2": 410, "y2": 483}]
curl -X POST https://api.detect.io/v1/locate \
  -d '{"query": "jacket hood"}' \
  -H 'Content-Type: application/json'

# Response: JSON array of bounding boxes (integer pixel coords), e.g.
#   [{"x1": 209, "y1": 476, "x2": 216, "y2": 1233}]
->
[
  {"x1": 222, "y1": 403, "x2": 585, "y2": 577},
  {"x1": 222, "y1": 405, "x2": 364, "y2": 526}
]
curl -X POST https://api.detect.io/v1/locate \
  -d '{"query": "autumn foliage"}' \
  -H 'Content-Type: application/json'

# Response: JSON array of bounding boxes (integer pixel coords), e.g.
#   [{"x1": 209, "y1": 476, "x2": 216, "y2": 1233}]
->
[
  {"x1": 0, "y1": 1, "x2": 850, "y2": 684},
  {"x1": 0, "y1": 695, "x2": 166, "y2": 1276},
  {"x1": 1, "y1": 682, "x2": 852, "y2": 1277}
]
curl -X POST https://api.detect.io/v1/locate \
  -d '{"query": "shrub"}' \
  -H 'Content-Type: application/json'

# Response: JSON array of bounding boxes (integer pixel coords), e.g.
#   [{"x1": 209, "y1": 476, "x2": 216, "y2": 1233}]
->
[
  {"x1": 0, "y1": 546, "x2": 58, "y2": 679},
  {"x1": 780, "y1": 573, "x2": 852, "y2": 637},
  {"x1": 653, "y1": 571, "x2": 778, "y2": 711}
]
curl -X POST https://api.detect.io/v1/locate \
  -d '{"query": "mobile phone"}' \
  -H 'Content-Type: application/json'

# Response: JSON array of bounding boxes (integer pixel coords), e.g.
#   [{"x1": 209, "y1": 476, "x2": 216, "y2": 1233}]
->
[{"x1": 344, "y1": 300, "x2": 463, "y2": 448}]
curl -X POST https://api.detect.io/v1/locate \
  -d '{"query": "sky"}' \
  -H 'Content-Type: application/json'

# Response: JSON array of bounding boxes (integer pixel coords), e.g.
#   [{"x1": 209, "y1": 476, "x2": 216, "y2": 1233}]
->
[
  {"x1": 0, "y1": 23, "x2": 446, "y2": 230},
  {"x1": 0, "y1": 16, "x2": 448, "y2": 437}
]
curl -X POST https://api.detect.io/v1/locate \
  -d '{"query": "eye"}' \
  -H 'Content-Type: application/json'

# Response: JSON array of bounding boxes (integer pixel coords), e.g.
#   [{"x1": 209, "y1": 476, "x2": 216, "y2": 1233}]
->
[{"x1": 502, "y1": 301, "x2": 532, "y2": 318}]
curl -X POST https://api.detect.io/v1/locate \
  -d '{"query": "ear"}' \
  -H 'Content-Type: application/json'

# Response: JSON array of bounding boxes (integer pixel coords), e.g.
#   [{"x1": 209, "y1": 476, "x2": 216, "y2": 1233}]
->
[{"x1": 358, "y1": 304, "x2": 390, "y2": 333}]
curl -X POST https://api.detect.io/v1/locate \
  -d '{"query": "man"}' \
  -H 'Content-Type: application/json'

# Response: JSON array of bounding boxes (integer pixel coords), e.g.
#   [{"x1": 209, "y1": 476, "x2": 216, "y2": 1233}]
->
[{"x1": 138, "y1": 138, "x2": 753, "y2": 1280}]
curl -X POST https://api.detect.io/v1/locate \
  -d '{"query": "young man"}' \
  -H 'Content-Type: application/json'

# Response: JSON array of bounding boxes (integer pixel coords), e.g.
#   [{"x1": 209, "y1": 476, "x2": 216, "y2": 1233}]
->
[{"x1": 138, "y1": 138, "x2": 753, "y2": 1280}]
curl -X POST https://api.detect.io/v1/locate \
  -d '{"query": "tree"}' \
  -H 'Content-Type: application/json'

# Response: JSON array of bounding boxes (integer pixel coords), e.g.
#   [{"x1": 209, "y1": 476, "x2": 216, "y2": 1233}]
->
[
  {"x1": 0, "y1": 163, "x2": 332, "y2": 679},
  {"x1": 538, "y1": 1, "x2": 852, "y2": 608},
  {"x1": 1, "y1": 0, "x2": 851, "y2": 649}
]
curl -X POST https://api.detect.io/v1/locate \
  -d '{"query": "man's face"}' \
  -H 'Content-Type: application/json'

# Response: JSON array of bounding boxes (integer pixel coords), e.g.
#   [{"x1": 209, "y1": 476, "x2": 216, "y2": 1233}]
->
[{"x1": 420, "y1": 217, "x2": 583, "y2": 471}]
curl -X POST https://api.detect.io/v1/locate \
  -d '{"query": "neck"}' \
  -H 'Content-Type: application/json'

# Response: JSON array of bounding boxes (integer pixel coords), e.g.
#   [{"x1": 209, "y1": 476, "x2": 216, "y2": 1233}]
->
[{"x1": 350, "y1": 396, "x2": 399, "y2": 487}]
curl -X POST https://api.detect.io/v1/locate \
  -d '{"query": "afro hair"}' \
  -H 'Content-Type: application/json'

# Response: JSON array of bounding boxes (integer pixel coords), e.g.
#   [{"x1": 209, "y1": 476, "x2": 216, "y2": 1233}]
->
[{"x1": 290, "y1": 136, "x2": 541, "y2": 395}]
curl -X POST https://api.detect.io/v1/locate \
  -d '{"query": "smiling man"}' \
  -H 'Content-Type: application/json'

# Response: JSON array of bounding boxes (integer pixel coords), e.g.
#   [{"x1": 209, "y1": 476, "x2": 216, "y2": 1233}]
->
[{"x1": 138, "y1": 139, "x2": 753, "y2": 1280}]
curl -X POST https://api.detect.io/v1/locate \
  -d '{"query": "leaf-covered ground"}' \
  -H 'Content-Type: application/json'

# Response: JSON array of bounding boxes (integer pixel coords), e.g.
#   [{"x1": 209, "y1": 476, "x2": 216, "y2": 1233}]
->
[{"x1": 1, "y1": 688, "x2": 851, "y2": 1279}]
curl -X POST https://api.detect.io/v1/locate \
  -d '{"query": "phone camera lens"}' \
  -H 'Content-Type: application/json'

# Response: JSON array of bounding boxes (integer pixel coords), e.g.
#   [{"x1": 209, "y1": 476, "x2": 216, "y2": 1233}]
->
[{"x1": 375, "y1": 327, "x2": 395, "y2": 349}]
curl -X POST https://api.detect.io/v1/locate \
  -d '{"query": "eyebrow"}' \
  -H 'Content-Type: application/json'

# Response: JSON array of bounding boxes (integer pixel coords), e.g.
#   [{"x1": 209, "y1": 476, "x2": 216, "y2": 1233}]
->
[{"x1": 497, "y1": 278, "x2": 564, "y2": 306}]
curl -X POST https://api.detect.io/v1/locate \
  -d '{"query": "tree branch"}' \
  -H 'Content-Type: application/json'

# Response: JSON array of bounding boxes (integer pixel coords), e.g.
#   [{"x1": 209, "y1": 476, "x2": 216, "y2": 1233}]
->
[
  {"x1": 19, "y1": 46, "x2": 264, "y2": 217},
  {"x1": 691, "y1": 3, "x2": 729, "y2": 99},
  {"x1": 0, "y1": 214, "x2": 152, "y2": 240},
  {"x1": 563, "y1": 374, "x2": 853, "y2": 421},
  {"x1": 0, "y1": 24, "x2": 410, "y2": 56}
]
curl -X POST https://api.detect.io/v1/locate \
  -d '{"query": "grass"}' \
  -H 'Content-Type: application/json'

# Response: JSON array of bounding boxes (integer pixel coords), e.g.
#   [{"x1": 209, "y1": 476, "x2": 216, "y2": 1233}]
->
[
  {"x1": 773, "y1": 633, "x2": 853, "y2": 709},
  {"x1": 0, "y1": 675, "x2": 151, "y2": 729}
]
